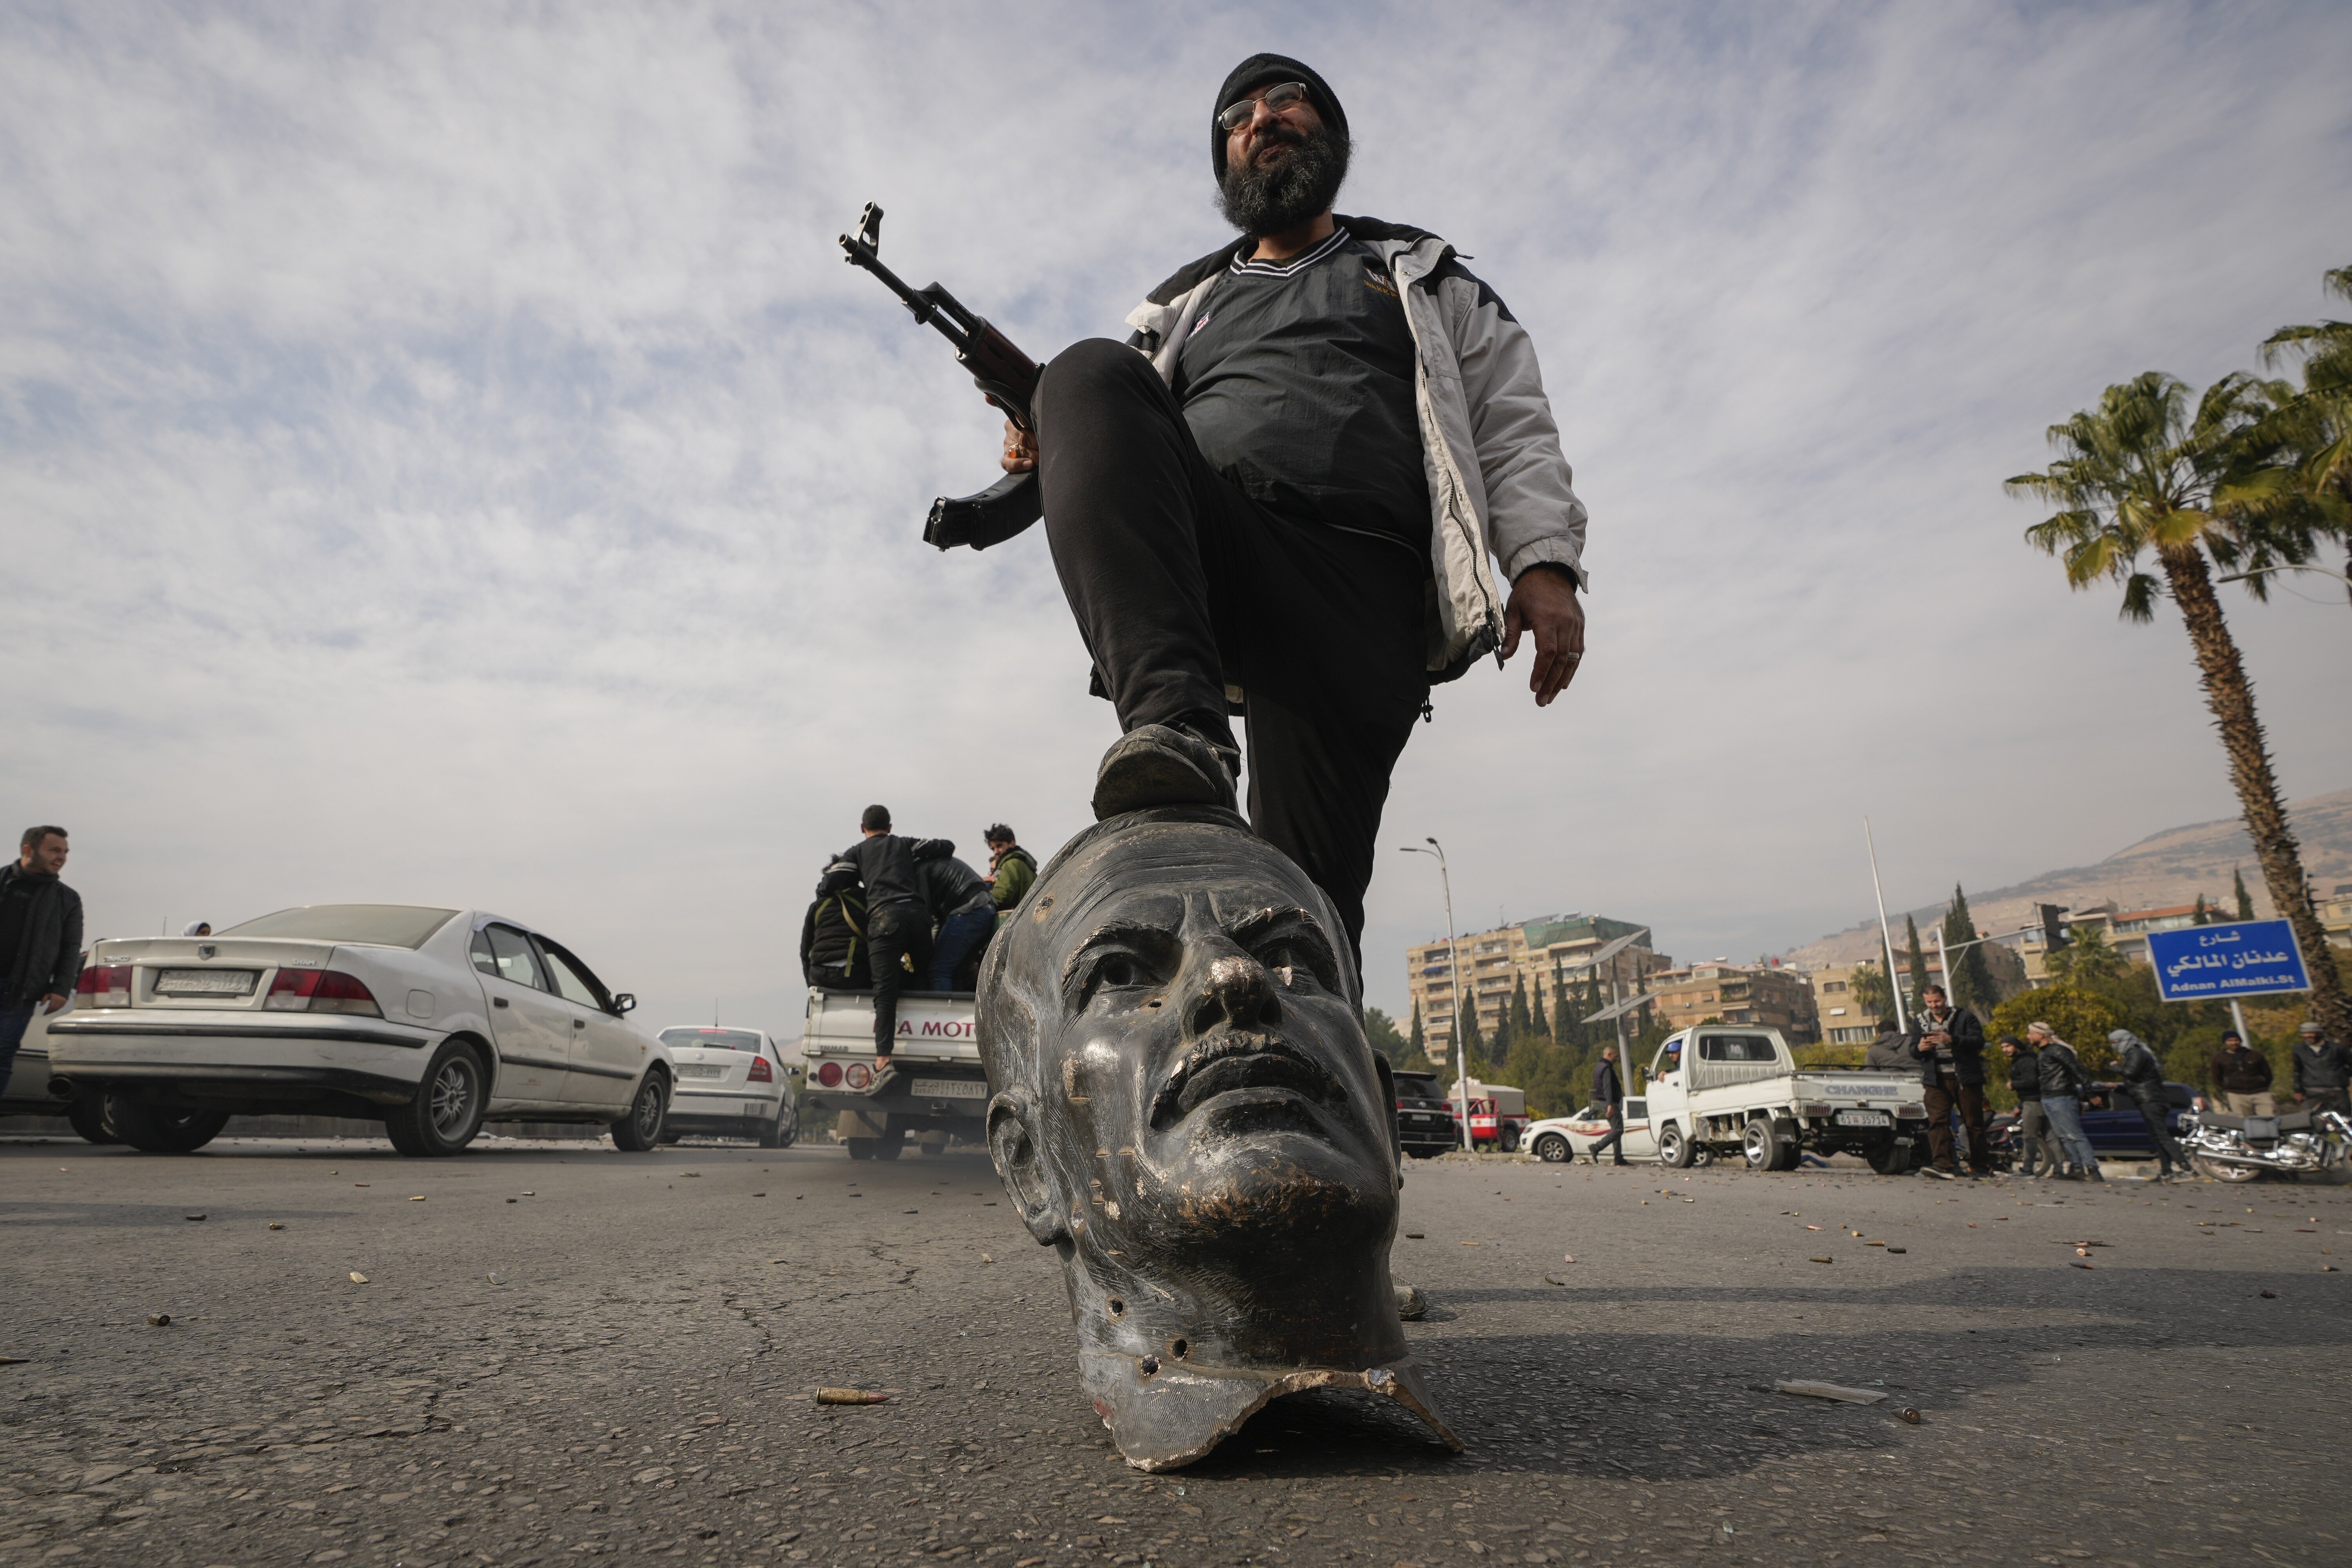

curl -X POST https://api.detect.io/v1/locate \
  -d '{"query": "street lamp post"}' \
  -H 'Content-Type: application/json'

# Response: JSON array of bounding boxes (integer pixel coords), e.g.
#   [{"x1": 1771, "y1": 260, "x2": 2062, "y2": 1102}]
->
[{"x1": 1399, "y1": 839, "x2": 1468, "y2": 1151}]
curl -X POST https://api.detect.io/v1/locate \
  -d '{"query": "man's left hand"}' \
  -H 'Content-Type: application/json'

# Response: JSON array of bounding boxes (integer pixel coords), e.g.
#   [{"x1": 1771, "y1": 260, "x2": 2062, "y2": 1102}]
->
[
  {"x1": 41, "y1": 994, "x2": 65, "y2": 1015},
  {"x1": 1501, "y1": 564, "x2": 1584, "y2": 707}
]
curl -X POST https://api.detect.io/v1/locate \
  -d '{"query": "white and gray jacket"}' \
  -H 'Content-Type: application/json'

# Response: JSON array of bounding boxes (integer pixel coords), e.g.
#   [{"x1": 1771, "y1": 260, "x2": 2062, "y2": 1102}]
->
[{"x1": 1124, "y1": 215, "x2": 1588, "y2": 681}]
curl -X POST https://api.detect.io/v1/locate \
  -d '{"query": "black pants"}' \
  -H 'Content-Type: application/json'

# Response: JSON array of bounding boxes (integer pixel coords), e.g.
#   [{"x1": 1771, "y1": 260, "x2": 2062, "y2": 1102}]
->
[
  {"x1": 1590, "y1": 1105, "x2": 1626, "y2": 1164},
  {"x1": 2305, "y1": 1087, "x2": 2352, "y2": 1115},
  {"x1": 866, "y1": 902, "x2": 932, "y2": 1056},
  {"x1": 1924, "y1": 1074, "x2": 1990, "y2": 1173},
  {"x1": 1034, "y1": 339, "x2": 1433, "y2": 969},
  {"x1": 2128, "y1": 1085, "x2": 2190, "y2": 1174}
]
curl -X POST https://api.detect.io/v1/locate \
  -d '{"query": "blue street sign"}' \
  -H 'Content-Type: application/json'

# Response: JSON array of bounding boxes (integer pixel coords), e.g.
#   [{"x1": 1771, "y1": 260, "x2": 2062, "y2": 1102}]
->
[{"x1": 2147, "y1": 920, "x2": 2310, "y2": 1003}]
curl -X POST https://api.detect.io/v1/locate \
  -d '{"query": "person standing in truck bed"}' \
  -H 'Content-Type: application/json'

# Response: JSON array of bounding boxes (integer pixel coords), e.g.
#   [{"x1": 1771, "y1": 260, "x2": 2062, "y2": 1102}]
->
[{"x1": 835, "y1": 805, "x2": 950, "y2": 1088}]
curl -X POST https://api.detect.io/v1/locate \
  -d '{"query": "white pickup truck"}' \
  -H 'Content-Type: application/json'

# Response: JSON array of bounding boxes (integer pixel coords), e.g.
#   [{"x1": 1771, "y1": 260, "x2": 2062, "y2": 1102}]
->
[
  {"x1": 1641, "y1": 1025, "x2": 1929, "y2": 1174},
  {"x1": 799, "y1": 987, "x2": 987, "y2": 1160}
]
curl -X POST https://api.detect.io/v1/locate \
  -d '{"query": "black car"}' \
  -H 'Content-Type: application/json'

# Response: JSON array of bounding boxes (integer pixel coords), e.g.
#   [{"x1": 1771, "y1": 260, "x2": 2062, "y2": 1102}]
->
[
  {"x1": 1393, "y1": 1069, "x2": 1462, "y2": 1159},
  {"x1": 1986, "y1": 1080, "x2": 2200, "y2": 1165}
]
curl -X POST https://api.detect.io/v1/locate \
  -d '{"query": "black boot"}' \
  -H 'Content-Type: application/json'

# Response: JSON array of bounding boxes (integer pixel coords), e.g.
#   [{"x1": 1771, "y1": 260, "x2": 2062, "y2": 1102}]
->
[{"x1": 1091, "y1": 722, "x2": 1239, "y2": 820}]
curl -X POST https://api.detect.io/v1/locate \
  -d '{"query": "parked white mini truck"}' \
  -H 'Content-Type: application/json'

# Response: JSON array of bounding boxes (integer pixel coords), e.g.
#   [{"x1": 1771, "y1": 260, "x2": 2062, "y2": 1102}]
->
[
  {"x1": 800, "y1": 987, "x2": 986, "y2": 1160},
  {"x1": 1642, "y1": 1025, "x2": 1930, "y2": 1173}
]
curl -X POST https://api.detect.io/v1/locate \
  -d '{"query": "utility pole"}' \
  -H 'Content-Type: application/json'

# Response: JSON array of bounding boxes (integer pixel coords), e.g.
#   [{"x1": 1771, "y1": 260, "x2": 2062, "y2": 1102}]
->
[
  {"x1": 1400, "y1": 839, "x2": 1467, "y2": 1150},
  {"x1": 1866, "y1": 818, "x2": 1908, "y2": 1033}
]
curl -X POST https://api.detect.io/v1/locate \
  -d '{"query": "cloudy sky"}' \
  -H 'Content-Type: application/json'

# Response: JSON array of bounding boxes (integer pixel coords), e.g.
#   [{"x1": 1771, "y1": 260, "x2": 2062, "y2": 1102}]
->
[{"x1": 6, "y1": 0, "x2": 2349, "y2": 1037}]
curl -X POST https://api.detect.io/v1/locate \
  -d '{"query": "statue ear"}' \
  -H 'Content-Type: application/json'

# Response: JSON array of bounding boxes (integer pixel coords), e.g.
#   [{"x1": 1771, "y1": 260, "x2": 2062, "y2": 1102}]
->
[{"x1": 987, "y1": 1093, "x2": 1067, "y2": 1246}]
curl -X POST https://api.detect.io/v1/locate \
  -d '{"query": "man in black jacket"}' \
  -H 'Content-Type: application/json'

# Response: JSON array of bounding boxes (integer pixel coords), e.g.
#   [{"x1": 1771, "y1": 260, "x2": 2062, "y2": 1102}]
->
[
  {"x1": 0, "y1": 825, "x2": 82, "y2": 1090},
  {"x1": 2292, "y1": 1021, "x2": 2352, "y2": 1114},
  {"x1": 800, "y1": 860, "x2": 870, "y2": 990},
  {"x1": 835, "y1": 806, "x2": 952, "y2": 1082},
  {"x1": 1907, "y1": 984, "x2": 1989, "y2": 1179},
  {"x1": 1587, "y1": 1046, "x2": 1628, "y2": 1167},
  {"x1": 2000, "y1": 1035, "x2": 2060, "y2": 1178},
  {"x1": 919, "y1": 851, "x2": 997, "y2": 992},
  {"x1": 2107, "y1": 1030, "x2": 2191, "y2": 1179},
  {"x1": 2210, "y1": 1029, "x2": 2276, "y2": 1115}
]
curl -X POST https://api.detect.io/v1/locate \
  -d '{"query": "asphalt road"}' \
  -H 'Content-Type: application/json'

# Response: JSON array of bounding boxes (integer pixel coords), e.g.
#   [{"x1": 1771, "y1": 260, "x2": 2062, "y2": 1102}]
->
[{"x1": 4, "y1": 1135, "x2": 2348, "y2": 1568}]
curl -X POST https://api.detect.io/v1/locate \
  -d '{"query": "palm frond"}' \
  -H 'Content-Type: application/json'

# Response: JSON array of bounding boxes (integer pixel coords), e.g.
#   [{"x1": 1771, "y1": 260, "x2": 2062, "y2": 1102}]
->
[{"x1": 2119, "y1": 571, "x2": 2162, "y2": 622}]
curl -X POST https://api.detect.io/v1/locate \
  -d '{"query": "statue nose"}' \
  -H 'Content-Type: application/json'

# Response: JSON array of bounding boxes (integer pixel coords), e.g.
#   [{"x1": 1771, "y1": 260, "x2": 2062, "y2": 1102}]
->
[{"x1": 1189, "y1": 951, "x2": 1282, "y2": 1034}]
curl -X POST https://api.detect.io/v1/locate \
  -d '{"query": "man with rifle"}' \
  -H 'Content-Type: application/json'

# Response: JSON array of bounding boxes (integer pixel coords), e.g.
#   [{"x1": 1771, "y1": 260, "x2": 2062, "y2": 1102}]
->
[{"x1": 848, "y1": 54, "x2": 1589, "y2": 974}]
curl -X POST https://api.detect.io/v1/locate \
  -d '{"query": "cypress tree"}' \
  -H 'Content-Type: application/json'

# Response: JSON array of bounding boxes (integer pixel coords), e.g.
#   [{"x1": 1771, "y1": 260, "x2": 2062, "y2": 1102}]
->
[
  {"x1": 1943, "y1": 884, "x2": 1996, "y2": 1014},
  {"x1": 1533, "y1": 977, "x2": 1552, "y2": 1038},
  {"x1": 1904, "y1": 913, "x2": 1931, "y2": 1005},
  {"x1": 1510, "y1": 973, "x2": 1534, "y2": 1042},
  {"x1": 1410, "y1": 1003, "x2": 1426, "y2": 1062},
  {"x1": 2192, "y1": 893, "x2": 2211, "y2": 926},
  {"x1": 2233, "y1": 866, "x2": 2255, "y2": 921}
]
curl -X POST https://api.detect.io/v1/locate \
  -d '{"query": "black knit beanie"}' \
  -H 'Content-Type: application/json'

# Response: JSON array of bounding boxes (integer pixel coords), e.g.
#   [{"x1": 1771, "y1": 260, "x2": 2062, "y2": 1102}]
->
[{"x1": 1211, "y1": 54, "x2": 1348, "y2": 179}]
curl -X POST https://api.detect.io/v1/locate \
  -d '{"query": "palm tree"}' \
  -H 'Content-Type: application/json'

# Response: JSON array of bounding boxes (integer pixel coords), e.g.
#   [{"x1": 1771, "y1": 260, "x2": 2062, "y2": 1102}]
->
[
  {"x1": 2007, "y1": 371, "x2": 2349, "y2": 1039},
  {"x1": 2255, "y1": 264, "x2": 2352, "y2": 599}
]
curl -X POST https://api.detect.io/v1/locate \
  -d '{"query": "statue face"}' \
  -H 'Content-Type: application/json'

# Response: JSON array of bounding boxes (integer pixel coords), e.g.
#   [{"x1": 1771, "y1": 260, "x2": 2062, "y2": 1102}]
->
[
  {"x1": 985, "y1": 816, "x2": 1398, "y2": 1274},
  {"x1": 978, "y1": 811, "x2": 1455, "y2": 1471}
]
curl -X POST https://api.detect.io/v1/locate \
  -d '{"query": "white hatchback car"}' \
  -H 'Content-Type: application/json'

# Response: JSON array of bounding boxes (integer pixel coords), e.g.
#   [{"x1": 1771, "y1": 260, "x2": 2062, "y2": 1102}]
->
[
  {"x1": 654, "y1": 1026, "x2": 799, "y2": 1147},
  {"x1": 45, "y1": 904, "x2": 673, "y2": 1157}
]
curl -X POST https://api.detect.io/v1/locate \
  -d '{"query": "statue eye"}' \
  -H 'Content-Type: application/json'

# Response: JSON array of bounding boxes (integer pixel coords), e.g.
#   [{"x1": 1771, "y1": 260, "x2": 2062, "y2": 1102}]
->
[{"x1": 1098, "y1": 954, "x2": 1142, "y2": 989}]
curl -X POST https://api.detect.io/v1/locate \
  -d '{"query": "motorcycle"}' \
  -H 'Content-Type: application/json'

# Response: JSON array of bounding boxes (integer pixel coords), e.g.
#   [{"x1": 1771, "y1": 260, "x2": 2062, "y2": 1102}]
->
[{"x1": 2179, "y1": 1105, "x2": 2352, "y2": 1183}]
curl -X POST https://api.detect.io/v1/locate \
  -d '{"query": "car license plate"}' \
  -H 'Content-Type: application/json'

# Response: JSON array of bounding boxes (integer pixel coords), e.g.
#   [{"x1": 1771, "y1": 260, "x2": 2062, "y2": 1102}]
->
[
  {"x1": 677, "y1": 1064, "x2": 724, "y2": 1079},
  {"x1": 1836, "y1": 1109, "x2": 1891, "y2": 1127},
  {"x1": 911, "y1": 1078, "x2": 987, "y2": 1100},
  {"x1": 156, "y1": 969, "x2": 258, "y2": 996}
]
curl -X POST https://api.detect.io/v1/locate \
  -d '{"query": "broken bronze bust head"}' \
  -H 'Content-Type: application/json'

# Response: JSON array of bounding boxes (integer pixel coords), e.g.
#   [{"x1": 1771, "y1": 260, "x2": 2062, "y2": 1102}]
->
[{"x1": 976, "y1": 805, "x2": 1460, "y2": 1470}]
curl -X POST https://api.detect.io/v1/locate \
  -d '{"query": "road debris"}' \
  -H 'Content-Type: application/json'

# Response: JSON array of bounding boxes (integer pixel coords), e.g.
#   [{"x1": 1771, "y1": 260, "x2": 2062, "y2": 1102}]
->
[
  {"x1": 268, "y1": 1222, "x2": 284, "y2": 1230},
  {"x1": 147, "y1": 1314, "x2": 171, "y2": 1327},
  {"x1": 349, "y1": 1272, "x2": 368, "y2": 1284},
  {"x1": 1809, "y1": 1256, "x2": 1833, "y2": 1264},
  {"x1": 1773, "y1": 1379, "x2": 1887, "y2": 1405},
  {"x1": 1895, "y1": 1407, "x2": 1922, "y2": 1424},
  {"x1": 817, "y1": 1388, "x2": 891, "y2": 1405},
  {"x1": 1887, "y1": 1247, "x2": 1907, "y2": 1254},
  {"x1": 184, "y1": 1214, "x2": 206, "y2": 1222},
  {"x1": 1396, "y1": 1284, "x2": 1428, "y2": 1319},
  {"x1": 409, "y1": 1195, "x2": 426, "y2": 1201}
]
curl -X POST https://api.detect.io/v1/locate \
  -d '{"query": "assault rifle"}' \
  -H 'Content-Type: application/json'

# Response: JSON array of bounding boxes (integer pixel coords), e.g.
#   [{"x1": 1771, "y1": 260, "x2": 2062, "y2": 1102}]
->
[{"x1": 838, "y1": 202, "x2": 1044, "y2": 552}]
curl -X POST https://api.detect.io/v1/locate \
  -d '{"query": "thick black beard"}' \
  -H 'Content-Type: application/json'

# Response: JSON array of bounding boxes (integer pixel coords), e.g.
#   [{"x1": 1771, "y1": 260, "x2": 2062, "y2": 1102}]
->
[{"x1": 1218, "y1": 125, "x2": 1352, "y2": 238}]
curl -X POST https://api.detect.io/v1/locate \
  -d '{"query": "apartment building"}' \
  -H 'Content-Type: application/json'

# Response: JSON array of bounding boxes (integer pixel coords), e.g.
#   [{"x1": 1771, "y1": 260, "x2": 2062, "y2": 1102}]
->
[
  {"x1": 1640, "y1": 960, "x2": 1820, "y2": 1042},
  {"x1": 1809, "y1": 962, "x2": 1881, "y2": 1045},
  {"x1": 1405, "y1": 913, "x2": 1671, "y2": 1062}
]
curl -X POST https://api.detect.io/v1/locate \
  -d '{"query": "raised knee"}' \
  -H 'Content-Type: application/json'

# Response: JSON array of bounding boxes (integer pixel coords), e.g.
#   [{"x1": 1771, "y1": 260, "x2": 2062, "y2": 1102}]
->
[{"x1": 1040, "y1": 337, "x2": 1154, "y2": 400}]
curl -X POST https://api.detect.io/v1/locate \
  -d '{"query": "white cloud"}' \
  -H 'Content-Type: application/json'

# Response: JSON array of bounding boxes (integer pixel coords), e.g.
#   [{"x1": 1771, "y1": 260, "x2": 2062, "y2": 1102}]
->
[{"x1": 4, "y1": 1, "x2": 2348, "y2": 1037}]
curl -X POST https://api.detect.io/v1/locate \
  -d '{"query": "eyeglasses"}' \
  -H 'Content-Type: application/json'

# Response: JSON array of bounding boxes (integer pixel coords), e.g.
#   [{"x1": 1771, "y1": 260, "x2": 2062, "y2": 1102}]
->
[{"x1": 1217, "y1": 81, "x2": 1313, "y2": 133}]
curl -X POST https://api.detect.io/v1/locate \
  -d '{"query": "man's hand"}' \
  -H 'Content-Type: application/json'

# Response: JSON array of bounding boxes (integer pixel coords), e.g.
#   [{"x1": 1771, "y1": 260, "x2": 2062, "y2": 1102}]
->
[
  {"x1": 41, "y1": 993, "x2": 65, "y2": 1015},
  {"x1": 1000, "y1": 419, "x2": 1036, "y2": 474},
  {"x1": 1501, "y1": 564, "x2": 1584, "y2": 707}
]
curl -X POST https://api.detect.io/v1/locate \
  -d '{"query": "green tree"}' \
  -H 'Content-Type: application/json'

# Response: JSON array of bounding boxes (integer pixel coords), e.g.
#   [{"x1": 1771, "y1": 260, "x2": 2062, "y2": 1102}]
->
[
  {"x1": 1409, "y1": 1003, "x2": 1426, "y2": 1064},
  {"x1": 1457, "y1": 1004, "x2": 1485, "y2": 1073},
  {"x1": 2192, "y1": 893, "x2": 2212, "y2": 926},
  {"x1": 2255, "y1": 263, "x2": 2352, "y2": 552},
  {"x1": 1987, "y1": 985, "x2": 2127, "y2": 1073},
  {"x1": 1903, "y1": 914, "x2": 1930, "y2": 1005},
  {"x1": 2046, "y1": 924, "x2": 2127, "y2": 986},
  {"x1": 2233, "y1": 866, "x2": 2256, "y2": 921},
  {"x1": 1942, "y1": 884, "x2": 1998, "y2": 1016},
  {"x1": 1363, "y1": 1007, "x2": 1414, "y2": 1069},
  {"x1": 1532, "y1": 977, "x2": 1552, "y2": 1038},
  {"x1": 1509, "y1": 973, "x2": 1534, "y2": 1044},
  {"x1": 2008, "y1": 368, "x2": 2349, "y2": 1042}
]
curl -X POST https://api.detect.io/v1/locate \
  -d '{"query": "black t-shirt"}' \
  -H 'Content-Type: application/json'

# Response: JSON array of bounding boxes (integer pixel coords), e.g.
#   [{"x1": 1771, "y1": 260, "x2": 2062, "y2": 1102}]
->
[
  {"x1": 1174, "y1": 230, "x2": 1430, "y2": 547},
  {"x1": 0, "y1": 871, "x2": 46, "y2": 997}
]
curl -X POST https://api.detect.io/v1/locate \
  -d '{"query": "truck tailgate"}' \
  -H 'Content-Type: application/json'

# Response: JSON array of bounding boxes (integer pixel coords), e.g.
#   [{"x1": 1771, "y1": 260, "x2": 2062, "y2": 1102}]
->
[{"x1": 804, "y1": 989, "x2": 978, "y2": 1065}]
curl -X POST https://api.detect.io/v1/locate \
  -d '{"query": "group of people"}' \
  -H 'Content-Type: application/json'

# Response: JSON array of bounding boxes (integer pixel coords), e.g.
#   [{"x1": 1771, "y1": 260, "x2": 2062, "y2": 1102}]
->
[
  {"x1": 2210, "y1": 1024, "x2": 2352, "y2": 1116},
  {"x1": 798, "y1": 808, "x2": 1037, "y2": 1085}
]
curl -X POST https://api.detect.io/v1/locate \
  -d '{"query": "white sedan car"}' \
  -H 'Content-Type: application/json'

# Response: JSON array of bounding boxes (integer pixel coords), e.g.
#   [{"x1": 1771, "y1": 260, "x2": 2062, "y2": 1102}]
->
[
  {"x1": 654, "y1": 1026, "x2": 799, "y2": 1147},
  {"x1": 1521, "y1": 1098, "x2": 1663, "y2": 1164},
  {"x1": 45, "y1": 904, "x2": 673, "y2": 1157}
]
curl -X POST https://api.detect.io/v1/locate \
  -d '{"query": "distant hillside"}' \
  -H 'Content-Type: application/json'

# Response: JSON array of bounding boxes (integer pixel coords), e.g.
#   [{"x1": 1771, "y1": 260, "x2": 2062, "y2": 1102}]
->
[{"x1": 1783, "y1": 786, "x2": 2352, "y2": 969}]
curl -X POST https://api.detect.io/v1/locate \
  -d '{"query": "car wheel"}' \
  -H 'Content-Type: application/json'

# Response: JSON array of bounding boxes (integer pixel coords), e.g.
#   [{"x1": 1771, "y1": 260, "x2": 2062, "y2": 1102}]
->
[
  {"x1": 1534, "y1": 1133, "x2": 1570, "y2": 1163},
  {"x1": 1867, "y1": 1137, "x2": 1910, "y2": 1176},
  {"x1": 758, "y1": 1115, "x2": 784, "y2": 1149},
  {"x1": 873, "y1": 1128, "x2": 906, "y2": 1161},
  {"x1": 609, "y1": 1072, "x2": 669, "y2": 1152},
  {"x1": 2194, "y1": 1154, "x2": 2261, "y2": 1184},
  {"x1": 66, "y1": 1092, "x2": 120, "y2": 1146},
  {"x1": 1499, "y1": 1125, "x2": 1521, "y2": 1154},
  {"x1": 110, "y1": 1100, "x2": 231, "y2": 1154},
  {"x1": 385, "y1": 1041, "x2": 489, "y2": 1157},
  {"x1": 1658, "y1": 1120, "x2": 1693, "y2": 1169},
  {"x1": 659, "y1": 1132, "x2": 684, "y2": 1145},
  {"x1": 1742, "y1": 1117, "x2": 1790, "y2": 1172},
  {"x1": 845, "y1": 1137, "x2": 875, "y2": 1160}
]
